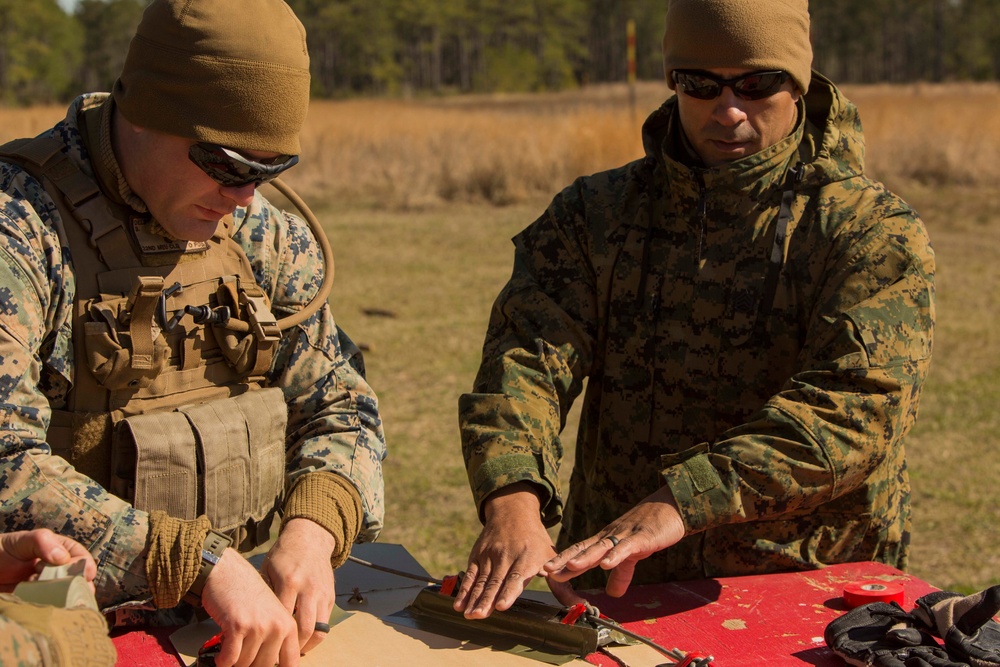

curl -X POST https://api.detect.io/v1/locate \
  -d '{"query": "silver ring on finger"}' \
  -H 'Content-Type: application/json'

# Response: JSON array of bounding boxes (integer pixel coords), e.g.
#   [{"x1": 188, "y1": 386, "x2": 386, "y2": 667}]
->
[{"x1": 606, "y1": 535, "x2": 620, "y2": 548}]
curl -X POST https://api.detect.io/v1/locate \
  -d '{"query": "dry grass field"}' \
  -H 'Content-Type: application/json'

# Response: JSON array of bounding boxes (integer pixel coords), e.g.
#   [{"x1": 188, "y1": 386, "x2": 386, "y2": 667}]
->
[{"x1": 2, "y1": 81, "x2": 998, "y2": 595}]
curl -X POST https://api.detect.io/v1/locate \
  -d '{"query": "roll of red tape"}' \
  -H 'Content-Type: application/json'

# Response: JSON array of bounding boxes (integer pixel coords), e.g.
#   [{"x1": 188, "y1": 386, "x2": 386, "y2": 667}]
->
[{"x1": 843, "y1": 580, "x2": 906, "y2": 609}]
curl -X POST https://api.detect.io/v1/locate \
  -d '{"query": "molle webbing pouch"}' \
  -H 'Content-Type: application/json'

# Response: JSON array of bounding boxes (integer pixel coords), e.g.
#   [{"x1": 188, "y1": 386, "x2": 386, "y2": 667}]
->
[
  {"x1": 111, "y1": 387, "x2": 287, "y2": 551},
  {"x1": 213, "y1": 278, "x2": 279, "y2": 378},
  {"x1": 85, "y1": 276, "x2": 171, "y2": 391}
]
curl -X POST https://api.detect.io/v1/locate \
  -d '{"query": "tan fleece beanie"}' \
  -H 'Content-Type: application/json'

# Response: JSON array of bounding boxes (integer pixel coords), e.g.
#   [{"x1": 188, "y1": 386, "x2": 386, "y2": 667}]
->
[
  {"x1": 112, "y1": 0, "x2": 310, "y2": 155},
  {"x1": 663, "y1": 0, "x2": 812, "y2": 94}
]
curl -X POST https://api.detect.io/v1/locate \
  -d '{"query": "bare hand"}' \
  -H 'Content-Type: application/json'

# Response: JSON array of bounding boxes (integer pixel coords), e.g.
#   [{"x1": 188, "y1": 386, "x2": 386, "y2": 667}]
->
[
  {"x1": 455, "y1": 483, "x2": 584, "y2": 619},
  {"x1": 0, "y1": 528, "x2": 97, "y2": 592},
  {"x1": 201, "y1": 548, "x2": 300, "y2": 667},
  {"x1": 262, "y1": 518, "x2": 338, "y2": 655},
  {"x1": 542, "y1": 485, "x2": 686, "y2": 598}
]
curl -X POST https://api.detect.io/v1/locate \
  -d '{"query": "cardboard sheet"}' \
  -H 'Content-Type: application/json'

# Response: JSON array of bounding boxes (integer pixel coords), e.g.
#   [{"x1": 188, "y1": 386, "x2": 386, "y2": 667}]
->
[
  {"x1": 310, "y1": 611, "x2": 595, "y2": 666},
  {"x1": 334, "y1": 542, "x2": 431, "y2": 618}
]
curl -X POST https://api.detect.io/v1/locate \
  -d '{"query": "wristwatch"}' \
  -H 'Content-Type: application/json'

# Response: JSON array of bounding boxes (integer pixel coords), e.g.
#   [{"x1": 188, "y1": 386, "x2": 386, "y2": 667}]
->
[{"x1": 182, "y1": 529, "x2": 233, "y2": 607}]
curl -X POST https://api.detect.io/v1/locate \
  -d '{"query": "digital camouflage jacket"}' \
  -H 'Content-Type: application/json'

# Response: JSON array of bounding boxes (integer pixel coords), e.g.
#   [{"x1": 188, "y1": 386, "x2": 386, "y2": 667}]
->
[
  {"x1": 460, "y1": 73, "x2": 935, "y2": 587},
  {"x1": 0, "y1": 94, "x2": 386, "y2": 608}
]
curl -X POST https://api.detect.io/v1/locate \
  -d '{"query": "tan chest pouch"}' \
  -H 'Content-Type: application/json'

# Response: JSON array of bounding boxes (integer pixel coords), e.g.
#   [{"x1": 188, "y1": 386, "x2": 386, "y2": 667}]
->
[
  {"x1": 82, "y1": 274, "x2": 276, "y2": 393},
  {"x1": 111, "y1": 387, "x2": 287, "y2": 551}
]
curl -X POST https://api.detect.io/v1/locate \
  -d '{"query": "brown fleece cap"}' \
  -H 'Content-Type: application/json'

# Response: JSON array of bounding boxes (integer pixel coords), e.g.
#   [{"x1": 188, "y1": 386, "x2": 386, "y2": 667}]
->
[
  {"x1": 663, "y1": 0, "x2": 812, "y2": 94},
  {"x1": 112, "y1": 0, "x2": 310, "y2": 155}
]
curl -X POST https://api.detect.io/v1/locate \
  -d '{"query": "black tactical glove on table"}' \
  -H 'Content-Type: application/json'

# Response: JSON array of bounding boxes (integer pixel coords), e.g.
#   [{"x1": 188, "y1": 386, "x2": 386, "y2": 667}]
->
[
  {"x1": 825, "y1": 586, "x2": 1000, "y2": 666},
  {"x1": 912, "y1": 586, "x2": 1000, "y2": 666},
  {"x1": 825, "y1": 600, "x2": 964, "y2": 666}
]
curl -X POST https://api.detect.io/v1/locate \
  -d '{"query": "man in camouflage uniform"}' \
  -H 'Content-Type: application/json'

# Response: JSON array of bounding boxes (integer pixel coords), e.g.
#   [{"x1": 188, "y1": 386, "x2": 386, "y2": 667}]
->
[
  {"x1": 0, "y1": 529, "x2": 116, "y2": 667},
  {"x1": 0, "y1": 1, "x2": 385, "y2": 665},
  {"x1": 455, "y1": 0, "x2": 935, "y2": 619}
]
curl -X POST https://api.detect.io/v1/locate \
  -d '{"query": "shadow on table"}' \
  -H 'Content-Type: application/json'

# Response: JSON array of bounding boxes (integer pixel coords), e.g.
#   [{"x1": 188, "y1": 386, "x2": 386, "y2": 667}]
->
[
  {"x1": 792, "y1": 645, "x2": 840, "y2": 665},
  {"x1": 580, "y1": 578, "x2": 724, "y2": 624},
  {"x1": 821, "y1": 595, "x2": 853, "y2": 612}
]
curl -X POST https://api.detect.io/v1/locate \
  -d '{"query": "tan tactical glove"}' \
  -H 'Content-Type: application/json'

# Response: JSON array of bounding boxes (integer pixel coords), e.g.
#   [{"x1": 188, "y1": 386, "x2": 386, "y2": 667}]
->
[{"x1": 0, "y1": 593, "x2": 116, "y2": 667}]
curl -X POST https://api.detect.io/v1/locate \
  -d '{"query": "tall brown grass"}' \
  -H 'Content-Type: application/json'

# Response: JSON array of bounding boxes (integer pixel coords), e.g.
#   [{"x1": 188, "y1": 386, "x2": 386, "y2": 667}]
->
[
  {"x1": 0, "y1": 104, "x2": 67, "y2": 142},
  {"x1": 295, "y1": 80, "x2": 1000, "y2": 208},
  {"x1": 843, "y1": 82, "x2": 1000, "y2": 190},
  {"x1": 292, "y1": 93, "x2": 650, "y2": 208},
  {"x1": 5, "y1": 81, "x2": 997, "y2": 208}
]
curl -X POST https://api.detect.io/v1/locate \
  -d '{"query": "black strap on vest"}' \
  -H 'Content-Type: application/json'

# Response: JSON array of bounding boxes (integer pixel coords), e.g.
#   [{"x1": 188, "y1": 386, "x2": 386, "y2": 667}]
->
[{"x1": 759, "y1": 163, "x2": 804, "y2": 321}]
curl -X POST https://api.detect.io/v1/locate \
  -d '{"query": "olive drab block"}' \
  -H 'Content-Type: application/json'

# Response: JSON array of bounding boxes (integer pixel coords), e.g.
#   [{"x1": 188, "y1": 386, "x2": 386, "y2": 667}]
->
[
  {"x1": 460, "y1": 72, "x2": 935, "y2": 589},
  {"x1": 12, "y1": 562, "x2": 100, "y2": 612},
  {"x1": 0, "y1": 133, "x2": 287, "y2": 552}
]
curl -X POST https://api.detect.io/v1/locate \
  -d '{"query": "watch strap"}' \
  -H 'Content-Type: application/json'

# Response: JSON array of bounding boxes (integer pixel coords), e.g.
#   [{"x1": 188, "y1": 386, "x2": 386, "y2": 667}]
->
[{"x1": 182, "y1": 529, "x2": 232, "y2": 607}]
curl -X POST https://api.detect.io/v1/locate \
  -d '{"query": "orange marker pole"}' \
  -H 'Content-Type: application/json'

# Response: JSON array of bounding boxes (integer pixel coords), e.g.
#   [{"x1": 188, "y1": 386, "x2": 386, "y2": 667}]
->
[{"x1": 627, "y1": 19, "x2": 637, "y2": 123}]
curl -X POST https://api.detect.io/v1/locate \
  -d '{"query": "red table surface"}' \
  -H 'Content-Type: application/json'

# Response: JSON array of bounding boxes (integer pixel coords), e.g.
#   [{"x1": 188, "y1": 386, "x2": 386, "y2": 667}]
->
[
  {"x1": 582, "y1": 561, "x2": 938, "y2": 666},
  {"x1": 111, "y1": 561, "x2": 937, "y2": 666}
]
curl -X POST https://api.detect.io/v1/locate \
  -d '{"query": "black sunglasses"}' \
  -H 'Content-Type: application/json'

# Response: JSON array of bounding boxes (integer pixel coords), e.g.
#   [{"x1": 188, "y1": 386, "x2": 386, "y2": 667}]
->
[
  {"x1": 188, "y1": 142, "x2": 299, "y2": 188},
  {"x1": 672, "y1": 70, "x2": 791, "y2": 101}
]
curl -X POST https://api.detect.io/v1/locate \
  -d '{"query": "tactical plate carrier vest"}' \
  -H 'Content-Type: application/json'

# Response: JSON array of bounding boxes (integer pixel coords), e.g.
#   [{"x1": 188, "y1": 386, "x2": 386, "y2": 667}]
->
[{"x1": 0, "y1": 135, "x2": 289, "y2": 551}]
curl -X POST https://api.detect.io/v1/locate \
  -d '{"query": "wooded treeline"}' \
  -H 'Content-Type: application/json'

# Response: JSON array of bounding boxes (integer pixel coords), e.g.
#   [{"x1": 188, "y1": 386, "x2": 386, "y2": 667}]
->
[{"x1": 2, "y1": 0, "x2": 998, "y2": 105}]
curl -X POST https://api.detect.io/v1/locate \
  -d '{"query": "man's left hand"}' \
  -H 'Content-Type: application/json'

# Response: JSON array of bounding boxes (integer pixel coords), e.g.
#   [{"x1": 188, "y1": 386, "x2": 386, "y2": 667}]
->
[
  {"x1": 262, "y1": 518, "x2": 338, "y2": 655},
  {"x1": 541, "y1": 485, "x2": 686, "y2": 598}
]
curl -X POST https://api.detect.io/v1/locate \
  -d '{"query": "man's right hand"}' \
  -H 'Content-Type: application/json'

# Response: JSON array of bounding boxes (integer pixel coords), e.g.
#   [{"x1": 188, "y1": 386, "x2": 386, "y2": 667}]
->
[
  {"x1": 454, "y1": 482, "x2": 584, "y2": 619},
  {"x1": 200, "y1": 548, "x2": 300, "y2": 667},
  {"x1": 0, "y1": 528, "x2": 97, "y2": 592}
]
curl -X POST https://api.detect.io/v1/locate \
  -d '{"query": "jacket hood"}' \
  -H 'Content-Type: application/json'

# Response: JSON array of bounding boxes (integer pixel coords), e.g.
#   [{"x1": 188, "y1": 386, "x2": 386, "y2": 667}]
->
[{"x1": 641, "y1": 71, "x2": 866, "y2": 189}]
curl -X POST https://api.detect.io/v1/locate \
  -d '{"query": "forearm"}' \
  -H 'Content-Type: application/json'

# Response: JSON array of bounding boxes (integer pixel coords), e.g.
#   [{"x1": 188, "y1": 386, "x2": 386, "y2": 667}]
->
[
  {"x1": 461, "y1": 205, "x2": 599, "y2": 524},
  {"x1": 282, "y1": 472, "x2": 362, "y2": 567},
  {"x1": 660, "y1": 371, "x2": 910, "y2": 533},
  {"x1": 236, "y1": 195, "x2": 384, "y2": 542},
  {"x1": 461, "y1": 290, "x2": 594, "y2": 524},
  {"x1": 0, "y1": 217, "x2": 154, "y2": 606},
  {"x1": 482, "y1": 481, "x2": 545, "y2": 523},
  {"x1": 460, "y1": 384, "x2": 564, "y2": 525}
]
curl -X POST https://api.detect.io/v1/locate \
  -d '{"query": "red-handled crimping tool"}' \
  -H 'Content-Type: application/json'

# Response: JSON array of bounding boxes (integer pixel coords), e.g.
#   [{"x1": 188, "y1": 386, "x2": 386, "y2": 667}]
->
[{"x1": 196, "y1": 632, "x2": 224, "y2": 667}]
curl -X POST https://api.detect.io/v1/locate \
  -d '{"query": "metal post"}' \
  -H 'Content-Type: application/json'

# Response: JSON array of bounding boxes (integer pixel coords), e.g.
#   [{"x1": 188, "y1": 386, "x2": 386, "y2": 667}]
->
[{"x1": 627, "y1": 18, "x2": 637, "y2": 125}]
